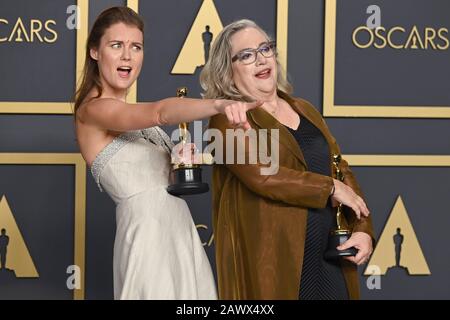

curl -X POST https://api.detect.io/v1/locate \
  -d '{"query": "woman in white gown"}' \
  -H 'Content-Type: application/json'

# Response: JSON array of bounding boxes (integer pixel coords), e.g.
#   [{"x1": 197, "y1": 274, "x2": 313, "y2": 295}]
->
[{"x1": 74, "y1": 7, "x2": 259, "y2": 299}]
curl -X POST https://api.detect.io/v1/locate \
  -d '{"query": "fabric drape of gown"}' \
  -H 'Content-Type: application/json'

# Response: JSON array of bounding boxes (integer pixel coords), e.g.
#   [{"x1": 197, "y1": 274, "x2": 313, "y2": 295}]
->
[
  {"x1": 90, "y1": 126, "x2": 217, "y2": 300},
  {"x1": 286, "y1": 116, "x2": 349, "y2": 300}
]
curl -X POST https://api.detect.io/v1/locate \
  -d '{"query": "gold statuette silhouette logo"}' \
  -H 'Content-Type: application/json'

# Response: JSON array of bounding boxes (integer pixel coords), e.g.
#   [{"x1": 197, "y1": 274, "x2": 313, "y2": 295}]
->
[
  {"x1": 364, "y1": 196, "x2": 430, "y2": 276},
  {"x1": 0, "y1": 195, "x2": 39, "y2": 278},
  {"x1": 171, "y1": 0, "x2": 223, "y2": 74}
]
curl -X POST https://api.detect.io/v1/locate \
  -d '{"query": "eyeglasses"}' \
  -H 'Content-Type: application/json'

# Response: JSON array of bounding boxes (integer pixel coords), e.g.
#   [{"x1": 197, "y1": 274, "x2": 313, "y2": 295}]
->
[{"x1": 231, "y1": 41, "x2": 276, "y2": 65}]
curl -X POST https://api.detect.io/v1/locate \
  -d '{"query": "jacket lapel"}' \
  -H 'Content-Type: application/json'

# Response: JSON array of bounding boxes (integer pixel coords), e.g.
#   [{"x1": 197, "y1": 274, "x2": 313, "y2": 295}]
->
[
  {"x1": 248, "y1": 91, "x2": 339, "y2": 170},
  {"x1": 280, "y1": 92, "x2": 339, "y2": 158},
  {"x1": 248, "y1": 100, "x2": 308, "y2": 169}
]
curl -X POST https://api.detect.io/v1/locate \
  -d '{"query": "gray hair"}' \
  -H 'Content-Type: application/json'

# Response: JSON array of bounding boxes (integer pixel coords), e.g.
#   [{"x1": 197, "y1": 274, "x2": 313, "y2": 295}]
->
[{"x1": 200, "y1": 19, "x2": 292, "y2": 101}]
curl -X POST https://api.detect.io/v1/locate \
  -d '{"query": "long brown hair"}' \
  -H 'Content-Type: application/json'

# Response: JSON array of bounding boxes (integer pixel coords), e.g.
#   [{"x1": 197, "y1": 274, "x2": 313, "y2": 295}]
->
[{"x1": 73, "y1": 7, "x2": 144, "y2": 115}]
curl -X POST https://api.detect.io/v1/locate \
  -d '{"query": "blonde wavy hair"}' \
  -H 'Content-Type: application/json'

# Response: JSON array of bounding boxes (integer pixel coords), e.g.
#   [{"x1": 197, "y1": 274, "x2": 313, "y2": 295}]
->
[{"x1": 200, "y1": 19, "x2": 292, "y2": 101}]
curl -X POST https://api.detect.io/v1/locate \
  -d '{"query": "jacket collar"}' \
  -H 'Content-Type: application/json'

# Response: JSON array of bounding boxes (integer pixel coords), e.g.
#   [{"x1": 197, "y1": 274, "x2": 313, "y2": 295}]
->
[
  {"x1": 248, "y1": 91, "x2": 335, "y2": 169},
  {"x1": 247, "y1": 91, "x2": 306, "y2": 168}
]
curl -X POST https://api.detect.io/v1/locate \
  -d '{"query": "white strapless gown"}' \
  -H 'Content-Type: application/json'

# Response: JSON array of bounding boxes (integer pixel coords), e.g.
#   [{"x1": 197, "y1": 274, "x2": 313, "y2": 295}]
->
[{"x1": 91, "y1": 127, "x2": 217, "y2": 300}]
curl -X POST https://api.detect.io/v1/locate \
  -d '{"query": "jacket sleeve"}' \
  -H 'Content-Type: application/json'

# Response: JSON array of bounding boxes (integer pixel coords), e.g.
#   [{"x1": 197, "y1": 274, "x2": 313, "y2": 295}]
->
[
  {"x1": 208, "y1": 114, "x2": 334, "y2": 209},
  {"x1": 299, "y1": 97, "x2": 376, "y2": 241}
]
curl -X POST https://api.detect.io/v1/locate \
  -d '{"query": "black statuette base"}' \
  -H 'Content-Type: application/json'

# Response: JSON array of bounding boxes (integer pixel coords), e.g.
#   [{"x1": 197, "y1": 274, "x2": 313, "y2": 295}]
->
[{"x1": 167, "y1": 167, "x2": 209, "y2": 196}]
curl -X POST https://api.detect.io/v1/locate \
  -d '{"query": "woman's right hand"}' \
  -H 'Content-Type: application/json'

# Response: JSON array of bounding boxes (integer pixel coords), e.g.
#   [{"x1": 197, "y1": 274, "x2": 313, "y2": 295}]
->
[
  {"x1": 215, "y1": 100, "x2": 263, "y2": 130},
  {"x1": 331, "y1": 179, "x2": 370, "y2": 219}
]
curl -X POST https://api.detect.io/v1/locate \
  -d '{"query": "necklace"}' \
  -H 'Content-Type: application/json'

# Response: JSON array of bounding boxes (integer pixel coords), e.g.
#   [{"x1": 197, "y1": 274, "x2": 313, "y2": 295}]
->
[{"x1": 268, "y1": 103, "x2": 279, "y2": 116}]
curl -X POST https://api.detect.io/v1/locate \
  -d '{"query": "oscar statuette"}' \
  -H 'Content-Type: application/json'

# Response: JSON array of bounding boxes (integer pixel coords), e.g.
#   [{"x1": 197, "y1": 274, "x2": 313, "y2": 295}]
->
[
  {"x1": 324, "y1": 154, "x2": 358, "y2": 259},
  {"x1": 167, "y1": 87, "x2": 212, "y2": 196}
]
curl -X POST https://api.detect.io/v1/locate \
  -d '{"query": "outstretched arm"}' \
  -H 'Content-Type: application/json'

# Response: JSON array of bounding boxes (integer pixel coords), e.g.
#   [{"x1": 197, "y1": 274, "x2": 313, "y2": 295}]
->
[{"x1": 77, "y1": 97, "x2": 262, "y2": 132}]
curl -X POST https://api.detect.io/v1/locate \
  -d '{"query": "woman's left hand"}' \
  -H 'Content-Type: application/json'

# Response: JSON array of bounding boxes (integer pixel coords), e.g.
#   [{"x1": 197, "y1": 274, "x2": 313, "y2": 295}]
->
[
  {"x1": 171, "y1": 142, "x2": 200, "y2": 165},
  {"x1": 337, "y1": 232, "x2": 373, "y2": 265}
]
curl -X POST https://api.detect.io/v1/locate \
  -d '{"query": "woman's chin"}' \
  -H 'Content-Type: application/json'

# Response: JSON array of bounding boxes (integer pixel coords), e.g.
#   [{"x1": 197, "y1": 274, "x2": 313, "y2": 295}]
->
[
  {"x1": 254, "y1": 80, "x2": 277, "y2": 92},
  {"x1": 255, "y1": 86, "x2": 277, "y2": 97},
  {"x1": 114, "y1": 81, "x2": 134, "y2": 91}
]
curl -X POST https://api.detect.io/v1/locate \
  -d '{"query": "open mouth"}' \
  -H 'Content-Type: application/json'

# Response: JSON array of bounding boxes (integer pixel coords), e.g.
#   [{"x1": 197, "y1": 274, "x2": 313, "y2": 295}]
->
[
  {"x1": 255, "y1": 68, "x2": 271, "y2": 79},
  {"x1": 117, "y1": 66, "x2": 132, "y2": 78}
]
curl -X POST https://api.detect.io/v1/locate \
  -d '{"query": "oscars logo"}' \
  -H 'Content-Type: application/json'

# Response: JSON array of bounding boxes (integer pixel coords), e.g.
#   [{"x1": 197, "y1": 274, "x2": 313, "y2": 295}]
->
[
  {"x1": 0, "y1": 17, "x2": 58, "y2": 43},
  {"x1": 393, "y1": 227, "x2": 404, "y2": 270},
  {"x1": 352, "y1": 25, "x2": 449, "y2": 50},
  {"x1": 171, "y1": 0, "x2": 223, "y2": 74},
  {"x1": 0, "y1": 228, "x2": 10, "y2": 271},
  {"x1": 364, "y1": 196, "x2": 430, "y2": 276},
  {"x1": 202, "y1": 25, "x2": 213, "y2": 65},
  {"x1": 0, "y1": 195, "x2": 38, "y2": 280},
  {"x1": 351, "y1": 4, "x2": 449, "y2": 50}
]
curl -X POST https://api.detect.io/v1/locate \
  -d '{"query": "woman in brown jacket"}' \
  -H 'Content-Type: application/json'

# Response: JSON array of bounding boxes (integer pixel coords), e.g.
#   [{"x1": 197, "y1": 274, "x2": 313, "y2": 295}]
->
[{"x1": 200, "y1": 19, "x2": 374, "y2": 300}]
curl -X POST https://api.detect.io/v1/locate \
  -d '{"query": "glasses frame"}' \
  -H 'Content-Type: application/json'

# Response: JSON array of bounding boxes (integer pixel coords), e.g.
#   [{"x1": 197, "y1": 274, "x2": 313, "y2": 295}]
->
[{"x1": 231, "y1": 41, "x2": 277, "y2": 64}]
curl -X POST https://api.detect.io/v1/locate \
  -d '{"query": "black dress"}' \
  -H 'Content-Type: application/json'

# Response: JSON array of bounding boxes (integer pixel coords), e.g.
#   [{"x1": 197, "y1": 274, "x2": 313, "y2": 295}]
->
[{"x1": 285, "y1": 116, "x2": 348, "y2": 300}]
